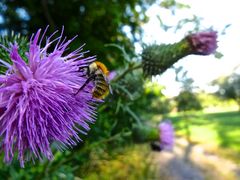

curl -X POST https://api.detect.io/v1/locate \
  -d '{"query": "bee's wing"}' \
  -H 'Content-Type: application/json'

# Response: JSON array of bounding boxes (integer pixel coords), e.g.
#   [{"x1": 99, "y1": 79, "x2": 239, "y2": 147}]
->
[{"x1": 108, "y1": 83, "x2": 113, "y2": 94}]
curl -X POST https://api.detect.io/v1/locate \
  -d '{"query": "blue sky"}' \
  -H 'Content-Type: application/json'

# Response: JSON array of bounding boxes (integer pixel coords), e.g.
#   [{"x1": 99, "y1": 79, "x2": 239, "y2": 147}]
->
[{"x1": 139, "y1": 0, "x2": 240, "y2": 96}]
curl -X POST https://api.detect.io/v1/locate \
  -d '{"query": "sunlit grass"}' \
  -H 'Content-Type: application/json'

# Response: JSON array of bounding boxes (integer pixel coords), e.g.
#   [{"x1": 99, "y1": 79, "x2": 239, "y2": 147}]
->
[
  {"x1": 203, "y1": 105, "x2": 238, "y2": 113},
  {"x1": 167, "y1": 111, "x2": 240, "y2": 163}
]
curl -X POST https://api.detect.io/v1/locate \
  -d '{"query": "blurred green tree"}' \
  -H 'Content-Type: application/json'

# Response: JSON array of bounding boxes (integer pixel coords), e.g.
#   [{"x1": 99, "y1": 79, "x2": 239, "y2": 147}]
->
[
  {"x1": 175, "y1": 90, "x2": 202, "y2": 111},
  {"x1": 174, "y1": 66, "x2": 202, "y2": 111},
  {"x1": 213, "y1": 72, "x2": 240, "y2": 111}
]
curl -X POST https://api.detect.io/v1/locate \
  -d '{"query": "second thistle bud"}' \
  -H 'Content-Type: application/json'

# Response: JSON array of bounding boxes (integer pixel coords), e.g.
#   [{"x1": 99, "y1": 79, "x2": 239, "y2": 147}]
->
[
  {"x1": 132, "y1": 125, "x2": 159, "y2": 143},
  {"x1": 159, "y1": 120, "x2": 174, "y2": 150}
]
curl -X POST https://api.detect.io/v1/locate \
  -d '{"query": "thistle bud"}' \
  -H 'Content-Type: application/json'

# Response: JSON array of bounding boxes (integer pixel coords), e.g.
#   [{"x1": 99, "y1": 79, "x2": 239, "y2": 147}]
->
[
  {"x1": 142, "y1": 31, "x2": 218, "y2": 76},
  {"x1": 159, "y1": 120, "x2": 174, "y2": 150}
]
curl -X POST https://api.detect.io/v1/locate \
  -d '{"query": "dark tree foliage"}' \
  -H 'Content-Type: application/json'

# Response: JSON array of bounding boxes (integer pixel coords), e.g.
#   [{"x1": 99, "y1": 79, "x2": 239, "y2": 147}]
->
[
  {"x1": 175, "y1": 90, "x2": 202, "y2": 112},
  {"x1": 174, "y1": 66, "x2": 202, "y2": 112},
  {"x1": 0, "y1": 0, "x2": 153, "y2": 68}
]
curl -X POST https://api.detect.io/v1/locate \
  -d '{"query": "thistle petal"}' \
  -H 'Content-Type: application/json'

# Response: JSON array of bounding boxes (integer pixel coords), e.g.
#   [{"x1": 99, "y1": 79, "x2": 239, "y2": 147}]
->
[{"x1": 187, "y1": 31, "x2": 218, "y2": 55}]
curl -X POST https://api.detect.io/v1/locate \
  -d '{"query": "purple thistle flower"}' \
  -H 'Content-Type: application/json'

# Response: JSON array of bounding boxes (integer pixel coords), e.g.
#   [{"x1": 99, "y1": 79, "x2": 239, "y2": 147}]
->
[
  {"x1": 186, "y1": 31, "x2": 218, "y2": 55},
  {"x1": 159, "y1": 120, "x2": 174, "y2": 150},
  {"x1": 0, "y1": 28, "x2": 99, "y2": 167}
]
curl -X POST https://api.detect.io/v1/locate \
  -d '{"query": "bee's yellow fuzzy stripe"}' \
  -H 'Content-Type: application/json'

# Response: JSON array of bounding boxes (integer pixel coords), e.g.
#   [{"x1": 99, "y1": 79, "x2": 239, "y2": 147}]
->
[{"x1": 95, "y1": 61, "x2": 109, "y2": 75}]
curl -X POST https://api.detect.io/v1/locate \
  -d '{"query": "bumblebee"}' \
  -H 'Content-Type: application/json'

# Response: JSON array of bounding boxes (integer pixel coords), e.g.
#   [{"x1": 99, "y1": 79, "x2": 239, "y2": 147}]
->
[{"x1": 76, "y1": 61, "x2": 111, "y2": 99}]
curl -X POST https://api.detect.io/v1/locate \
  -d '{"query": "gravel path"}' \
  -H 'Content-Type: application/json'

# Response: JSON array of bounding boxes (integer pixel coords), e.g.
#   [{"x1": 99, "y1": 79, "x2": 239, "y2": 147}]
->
[{"x1": 152, "y1": 138, "x2": 240, "y2": 180}]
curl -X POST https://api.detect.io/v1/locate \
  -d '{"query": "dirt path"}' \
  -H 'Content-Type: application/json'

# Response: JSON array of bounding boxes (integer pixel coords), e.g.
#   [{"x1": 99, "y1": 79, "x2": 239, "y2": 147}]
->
[{"x1": 152, "y1": 137, "x2": 240, "y2": 180}]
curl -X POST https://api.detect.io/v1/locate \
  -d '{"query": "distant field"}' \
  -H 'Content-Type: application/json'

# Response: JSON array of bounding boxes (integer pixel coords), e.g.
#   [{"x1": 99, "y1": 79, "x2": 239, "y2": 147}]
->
[{"x1": 166, "y1": 111, "x2": 240, "y2": 163}]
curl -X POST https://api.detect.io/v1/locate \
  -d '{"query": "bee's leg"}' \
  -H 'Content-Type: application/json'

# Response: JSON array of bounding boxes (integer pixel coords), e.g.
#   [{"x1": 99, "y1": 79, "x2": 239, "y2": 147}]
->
[
  {"x1": 75, "y1": 74, "x2": 96, "y2": 95},
  {"x1": 77, "y1": 66, "x2": 89, "y2": 77},
  {"x1": 78, "y1": 73, "x2": 87, "y2": 77}
]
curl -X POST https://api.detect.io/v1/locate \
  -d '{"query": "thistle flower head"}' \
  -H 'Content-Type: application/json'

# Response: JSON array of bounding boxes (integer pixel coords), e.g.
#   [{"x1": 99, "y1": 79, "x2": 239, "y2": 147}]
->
[
  {"x1": 159, "y1": 120, "x2": 174, "y2": 150},
  {"x1": 0, "y1": 28, "x2": 99, "y2": 167},
  {"x1": 186, "y1": 31, "x2": 218, "y2": 55}
]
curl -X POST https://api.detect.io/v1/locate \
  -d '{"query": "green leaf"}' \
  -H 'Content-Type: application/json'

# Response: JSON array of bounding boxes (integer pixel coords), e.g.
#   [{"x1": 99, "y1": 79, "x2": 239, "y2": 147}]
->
[
  {"x1": 105, "y1": 43, "x2": 131, "y2": 62},
  {"x1": 214, "y1": 51, "x2": 224, "y2": 59}
]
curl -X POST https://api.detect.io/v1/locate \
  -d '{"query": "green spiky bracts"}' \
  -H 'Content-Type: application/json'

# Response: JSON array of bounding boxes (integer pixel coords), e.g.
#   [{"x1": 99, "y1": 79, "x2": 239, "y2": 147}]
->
[
  {"x1": 132, "y1": 125, "x2": 159, "y2": 143},
  {"x1": 142, "y1": 31, "x2": 217, "y2": 76},
  {"x1": 0, "y1": 32, "x2": 28, "y2": 73},
  {"x1": 142, "y1": 39, "x2": 190, "y2": 76}
]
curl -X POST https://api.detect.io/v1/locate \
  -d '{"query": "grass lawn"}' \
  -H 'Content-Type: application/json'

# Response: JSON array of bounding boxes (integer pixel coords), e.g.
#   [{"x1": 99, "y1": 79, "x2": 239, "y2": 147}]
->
[{"x1": 166, "y1": 111, "x2": 240, "y2": 163}]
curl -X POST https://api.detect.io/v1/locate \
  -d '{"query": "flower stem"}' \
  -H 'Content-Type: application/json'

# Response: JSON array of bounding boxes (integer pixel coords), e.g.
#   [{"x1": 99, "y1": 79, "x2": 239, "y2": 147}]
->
[{"x1": 112, "y1": 63, "x2": 142, "y2": 82}]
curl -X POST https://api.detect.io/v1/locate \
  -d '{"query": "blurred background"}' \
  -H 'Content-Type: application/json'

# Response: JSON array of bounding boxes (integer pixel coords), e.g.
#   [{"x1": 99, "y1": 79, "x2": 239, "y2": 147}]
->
[{"x1": 0, "y1": 0, "x2": 240, "y2": 179}]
